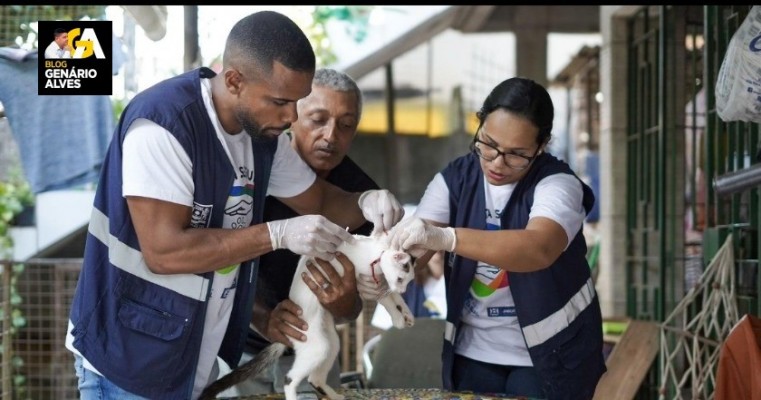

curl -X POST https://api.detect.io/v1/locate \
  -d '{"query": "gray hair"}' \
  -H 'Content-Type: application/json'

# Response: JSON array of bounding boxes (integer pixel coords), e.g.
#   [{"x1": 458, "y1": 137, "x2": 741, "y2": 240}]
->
[{"x1": 312, "y1": 68, "x2": 363, "y2": 119}]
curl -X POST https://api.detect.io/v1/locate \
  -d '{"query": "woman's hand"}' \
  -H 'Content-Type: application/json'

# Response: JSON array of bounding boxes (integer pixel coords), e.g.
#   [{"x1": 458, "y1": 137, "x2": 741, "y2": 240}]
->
[{"x1": 389, "y1": 217, "x2": 457, "y2": 253}]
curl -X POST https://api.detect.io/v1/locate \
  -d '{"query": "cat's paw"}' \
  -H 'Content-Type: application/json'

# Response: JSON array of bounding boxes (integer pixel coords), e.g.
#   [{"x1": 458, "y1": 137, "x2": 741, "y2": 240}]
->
[
  {"x1": 400, "y1": 300, "x2": 415, "y2": 328},
  {"x1": 390, "y1": 313, "x2": 405, "y2": 329},
  {"x1": 390, "y1": 306, "x2": 415, "y2": 329},
  {"x1": 403, "y1": 312, "x2": 415, "y2": 328}
]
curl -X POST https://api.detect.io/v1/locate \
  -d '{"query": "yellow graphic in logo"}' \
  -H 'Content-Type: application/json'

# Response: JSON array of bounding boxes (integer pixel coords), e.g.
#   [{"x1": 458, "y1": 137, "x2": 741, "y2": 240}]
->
[{"x1": 67, "y1": 28, "x2": 105, "y2": 59}]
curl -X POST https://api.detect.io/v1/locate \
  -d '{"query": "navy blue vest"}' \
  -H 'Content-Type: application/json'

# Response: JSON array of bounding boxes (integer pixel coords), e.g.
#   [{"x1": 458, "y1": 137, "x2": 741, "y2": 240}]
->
[
  {"x1": 69, "y1": 67, "x2": 276, "y2": 399},
  {"x1": 441, "y1": 152, "x2": 606, "y2": 399}
]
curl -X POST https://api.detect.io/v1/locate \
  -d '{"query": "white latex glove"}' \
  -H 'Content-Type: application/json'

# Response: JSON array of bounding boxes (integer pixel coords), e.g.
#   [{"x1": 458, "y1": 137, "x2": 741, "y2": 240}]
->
[
  {"x1": 267, "y1": 215, "x2": 355, "y2": 261},
  {"x1": 356, "y1": 273, "x2": 391, "y2": 301},
  {"x1": 358, "y1": 189, "x2": 404, "y2": 236},
  {"x1": 389, "y1": 217, "x2": 457, "y2": 253}
]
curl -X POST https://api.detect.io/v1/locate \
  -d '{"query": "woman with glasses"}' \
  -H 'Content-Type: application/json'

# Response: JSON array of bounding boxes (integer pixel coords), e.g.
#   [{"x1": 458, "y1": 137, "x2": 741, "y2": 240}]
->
[{"x1": 389, "y1": 77, "x2": 605, "y2": 400}]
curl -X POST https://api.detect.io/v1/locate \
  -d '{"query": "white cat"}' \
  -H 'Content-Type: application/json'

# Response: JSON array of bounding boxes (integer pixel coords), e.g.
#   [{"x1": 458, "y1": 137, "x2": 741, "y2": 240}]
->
[{"x1": 199, "y1": 232, "x2": 416, "y2": 400}]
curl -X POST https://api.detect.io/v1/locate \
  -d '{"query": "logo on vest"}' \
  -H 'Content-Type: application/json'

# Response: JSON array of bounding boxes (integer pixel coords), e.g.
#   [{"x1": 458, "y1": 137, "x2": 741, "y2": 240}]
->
[
  {"x1": 751, "y1": 33, "x2": 761, "y2": 52},
  {"x1": 191, "y1": 202, "x2": 213, "y2": 228}
]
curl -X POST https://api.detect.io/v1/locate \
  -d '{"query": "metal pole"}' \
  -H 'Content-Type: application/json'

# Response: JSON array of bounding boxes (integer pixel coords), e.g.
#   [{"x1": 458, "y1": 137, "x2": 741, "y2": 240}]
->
[
  {"x1": 2, "y1": 261, "x2": 12, "y2": 398},
  {"x1": 123, "y1": 15, "x2": 137, "y2": 96},
  {"x1": 384, "y1": 63, "x2": 398, "y2": 195},
  {"x1": 184, "y1": 6, "x2": 199, "y2": 72},
  {"x1": 713, "y1": 163, "x2": 761, "y2": 196}
]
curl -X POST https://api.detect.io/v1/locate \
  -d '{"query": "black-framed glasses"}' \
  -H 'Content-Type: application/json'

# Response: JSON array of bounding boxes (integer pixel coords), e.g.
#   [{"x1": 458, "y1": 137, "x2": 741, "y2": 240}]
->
[{"x1": 470, "y1": 134, "x2": 540, "y2": 170}]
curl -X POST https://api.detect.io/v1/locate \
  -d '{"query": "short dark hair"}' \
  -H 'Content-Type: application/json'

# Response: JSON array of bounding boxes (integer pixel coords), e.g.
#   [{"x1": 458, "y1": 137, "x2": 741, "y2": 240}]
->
[
  {"x1": 223, "y1": 11, "x2": 315, "y2": 78},
  {"x1": 477, "y1": 77, "x2": 554, "y2": 146},
  {"x1": 54, "y1": 28, "x2": 67, "y2": 38}
]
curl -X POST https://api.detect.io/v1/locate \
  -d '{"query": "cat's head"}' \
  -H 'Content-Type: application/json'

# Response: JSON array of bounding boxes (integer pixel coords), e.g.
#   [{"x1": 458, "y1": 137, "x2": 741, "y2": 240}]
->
[
  {"x1": 369, "y1": 226, "x2": 416, "y2": 293},
  {"x1": 377, "y1": 249, "x2": 415, "y2": 293}
]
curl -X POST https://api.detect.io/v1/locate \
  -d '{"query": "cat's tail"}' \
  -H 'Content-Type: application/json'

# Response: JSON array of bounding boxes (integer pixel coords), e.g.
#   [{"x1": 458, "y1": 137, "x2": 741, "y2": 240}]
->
[{"x1": 198, "y1": 342, "x2": 287, "y2": 400}]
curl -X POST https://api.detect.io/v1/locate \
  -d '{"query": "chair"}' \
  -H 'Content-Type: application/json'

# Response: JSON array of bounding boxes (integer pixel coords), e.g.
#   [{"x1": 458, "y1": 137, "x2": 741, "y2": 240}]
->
[
  {"x1": 363, "y1": 317, "x2": 446, "y2": 389},
  {"x1": 715, "y1": 314, "x2": 761, "y2": 400}
]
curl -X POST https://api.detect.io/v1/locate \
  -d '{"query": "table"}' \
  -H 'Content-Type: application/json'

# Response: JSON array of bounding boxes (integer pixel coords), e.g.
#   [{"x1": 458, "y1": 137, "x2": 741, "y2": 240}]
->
[{"x1": 230, "y1": 389, "x2": 522, "y2": 399}]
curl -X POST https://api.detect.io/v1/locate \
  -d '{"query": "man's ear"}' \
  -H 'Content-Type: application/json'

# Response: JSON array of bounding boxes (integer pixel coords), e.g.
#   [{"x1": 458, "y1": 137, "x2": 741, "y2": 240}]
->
[{"x1": 224, "y1": 69, "x2": 244, "y2": 95}]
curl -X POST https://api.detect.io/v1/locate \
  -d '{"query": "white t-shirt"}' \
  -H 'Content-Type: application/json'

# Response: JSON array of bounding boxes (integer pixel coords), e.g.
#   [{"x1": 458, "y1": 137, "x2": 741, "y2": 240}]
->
[
  {"x1": 44, "y1": 40, "x2": 70, "y2": 59},
  {"x1": 414, "y1": 171, "x2": 585, "y2": 366},
  {"x1": 66, "y1": 76, "x2": 315, "y2": 400}
]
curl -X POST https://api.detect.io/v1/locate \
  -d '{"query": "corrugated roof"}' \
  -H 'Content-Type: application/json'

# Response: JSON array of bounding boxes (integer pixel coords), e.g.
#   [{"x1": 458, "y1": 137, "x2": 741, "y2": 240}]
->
[{"x1": 340, "y1": 5, "x2": 600, "y2": 81}]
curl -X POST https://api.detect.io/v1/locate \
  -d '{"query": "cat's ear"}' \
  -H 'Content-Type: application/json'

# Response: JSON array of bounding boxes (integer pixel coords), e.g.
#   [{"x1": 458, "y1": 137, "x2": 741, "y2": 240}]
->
[{"x1": 393, "y1": 252, "x2": 411, "y2": 267}]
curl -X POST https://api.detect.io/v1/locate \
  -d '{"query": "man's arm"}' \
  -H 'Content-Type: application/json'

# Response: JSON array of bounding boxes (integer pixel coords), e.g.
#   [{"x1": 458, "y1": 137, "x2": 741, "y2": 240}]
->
[
  {"x1": 278, "y1": 178, "x2": 365, "y2": 231},
  {"x1": 127, "y1": 196, "x2": 274, "y2": 274},
  {"x1": 279, "y1": 178, "x2": 404, "y2": 236},
  {"x1": 128, "y1": 196, "x2": 357, "y2": 274},
  {"x1": 250, "y1": 293, "x2": 273, "y2": 339}
]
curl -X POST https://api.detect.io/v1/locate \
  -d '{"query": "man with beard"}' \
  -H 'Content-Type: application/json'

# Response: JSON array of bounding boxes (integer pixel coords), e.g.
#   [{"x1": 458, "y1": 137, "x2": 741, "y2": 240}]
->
[
  {"x1": 232, "y1": 68, "x2": 385, "y2": 397},
  {"x1": 65, "y1": 12, "x2": 403, "y2": 400}
]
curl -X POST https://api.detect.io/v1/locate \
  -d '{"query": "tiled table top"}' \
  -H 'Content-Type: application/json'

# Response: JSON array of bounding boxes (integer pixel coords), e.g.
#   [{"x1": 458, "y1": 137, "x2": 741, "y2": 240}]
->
[{"x1": 229, "y1": 389, "x2": 523, "y2": 399}]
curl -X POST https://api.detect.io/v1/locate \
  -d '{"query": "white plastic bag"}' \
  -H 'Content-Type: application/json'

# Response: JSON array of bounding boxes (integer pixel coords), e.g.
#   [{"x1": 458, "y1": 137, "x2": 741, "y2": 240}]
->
[{"x1": 715, "y1": 6, "x2": 761, "y2": 123}]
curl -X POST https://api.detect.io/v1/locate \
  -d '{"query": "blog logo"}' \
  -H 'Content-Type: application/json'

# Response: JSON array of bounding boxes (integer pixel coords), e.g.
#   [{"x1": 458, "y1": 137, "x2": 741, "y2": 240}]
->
[
  {"x1": 67, "y1": 27, "x2": 107, "y2": 59},
  {"x1": 38, "y1": 20, "x2": 112, "y2": 95}
]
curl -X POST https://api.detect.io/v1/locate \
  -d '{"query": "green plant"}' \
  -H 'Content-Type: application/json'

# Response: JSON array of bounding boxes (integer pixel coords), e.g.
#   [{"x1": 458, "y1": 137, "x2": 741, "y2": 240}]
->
[
  {"x1": 0, "y1": 174, "x2": 34, "y2": 251},
  {"x1": 0, "y1": 171, "x2": 32, "y2": 400},
  {"x1": 112, "y1": 96, "x2": 127, "y2": 122},
  {"x1": 308, "y1": 6, "x2": 375, "y2": 67},
  {"x1": 0, "y1": 5, "x2": 107, "y2": 48}
]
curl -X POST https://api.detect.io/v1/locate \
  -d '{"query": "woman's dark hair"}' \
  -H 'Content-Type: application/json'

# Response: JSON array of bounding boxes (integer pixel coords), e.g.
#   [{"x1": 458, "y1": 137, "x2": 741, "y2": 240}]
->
[
  {"x1": 223, "y1": 11, "x2": 315, "y2": 77},
  {"x1": 476, "y1": 77, "x2": 554, "y2": 146}
]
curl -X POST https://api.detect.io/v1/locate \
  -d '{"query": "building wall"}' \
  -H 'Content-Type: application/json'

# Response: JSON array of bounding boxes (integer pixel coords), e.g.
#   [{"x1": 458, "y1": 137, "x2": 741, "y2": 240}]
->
[
  {"x1": 348, "y1": 132, "x2": 472, "y2": 205},
  {"x1": 597, "y1": 6, "x2": 631, "y2": 317}
]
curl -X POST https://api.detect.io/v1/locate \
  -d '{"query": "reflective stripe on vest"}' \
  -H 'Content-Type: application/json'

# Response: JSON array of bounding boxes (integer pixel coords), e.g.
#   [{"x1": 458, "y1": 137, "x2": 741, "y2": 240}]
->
[
  {"x1": 522, "y1": 276, "x2": 596, "y2": 348},
  {"x1": 89, "y1": 207, "x2": 210, "y2": 301},
  {"x1": 444, "y1": 320, "x2": 457, "y2": 343}
]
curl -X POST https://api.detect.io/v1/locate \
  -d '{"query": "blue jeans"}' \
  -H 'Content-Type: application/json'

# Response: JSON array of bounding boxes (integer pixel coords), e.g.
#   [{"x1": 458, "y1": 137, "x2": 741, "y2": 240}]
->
[
  {"x1": 74, "y1": 354, "x2": 151, "y2": 400},
  {"x1": 452, "y1": 354, "x2": 546, "y2": 399}
]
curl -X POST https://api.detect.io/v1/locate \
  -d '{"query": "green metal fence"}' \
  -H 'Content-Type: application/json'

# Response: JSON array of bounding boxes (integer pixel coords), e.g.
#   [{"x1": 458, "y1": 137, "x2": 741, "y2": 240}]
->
[
  {"x1": 627, "y1": 7, "x2": 688, "y2": 398},
  {"x1": 0, "y1": 6, "x2": 106, "y2": 49},
  {"x1": 0, "y1": 260, "x2": 81, "y2": 400},
  {"x1": 626, "y1": 3, "x2": 689, "y2": 334},
  {"x1": 626, "y1": 4, "x2": 759, "y2": 399},
  {"x1": 704, "y1": 5, "x2": 760, "y2": 317}
]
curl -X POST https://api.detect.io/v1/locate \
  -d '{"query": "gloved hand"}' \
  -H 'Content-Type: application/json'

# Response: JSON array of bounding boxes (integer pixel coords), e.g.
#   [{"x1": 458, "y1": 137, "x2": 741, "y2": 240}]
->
[
  {"x1": 267, "y1": 215, "x2": 355, "y2": 261},
  {"x1": 356, "y1": 273, "x2": 390, "y2": 301},
  {"x1": 389, "y1": 217, "x2": 457, "y2": 253},
  {"x1": 358, "y1": 189, "x2": 405, "y2": 236}
]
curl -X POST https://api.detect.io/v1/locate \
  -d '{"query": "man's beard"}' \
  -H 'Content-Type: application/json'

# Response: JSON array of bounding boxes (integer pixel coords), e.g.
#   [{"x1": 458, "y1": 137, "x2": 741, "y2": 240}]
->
[{"x1": 235, "y1": 108, "x2": 282, "y2": 143}]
